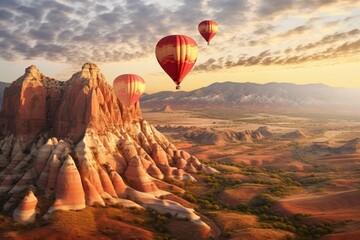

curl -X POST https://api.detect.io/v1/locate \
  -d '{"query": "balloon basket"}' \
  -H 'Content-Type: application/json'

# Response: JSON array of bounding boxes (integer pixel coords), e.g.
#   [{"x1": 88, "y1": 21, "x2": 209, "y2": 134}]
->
[{"x1": 176, "y1": 85, "x2": 181, "y2": 90}]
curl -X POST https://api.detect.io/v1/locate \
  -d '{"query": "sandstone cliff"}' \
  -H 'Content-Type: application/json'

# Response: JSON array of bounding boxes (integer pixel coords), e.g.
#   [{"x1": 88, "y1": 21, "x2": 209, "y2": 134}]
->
[{"x1": 0, "y1": 63, "x2": 218, "y2": 226}]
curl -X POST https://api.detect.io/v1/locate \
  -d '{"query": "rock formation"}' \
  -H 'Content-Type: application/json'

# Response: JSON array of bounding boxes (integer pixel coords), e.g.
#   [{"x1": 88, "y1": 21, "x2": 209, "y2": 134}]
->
[
  {"x1": 160, "y1": 105, "x2": 173, "y2": 113},
  {"x1": 180, "y1": 126, "x2": 273, "y2": 145},
  {"x1": 335, "y1": 138, "x2": 360, "y2": 154},
  {"x1": 307, "y1": 141, "x2": 332, "y2": 154},
  {"x1": 281, "y1": 130, "x2": 306, "y2": 139},
  {"x1": 13, "y1": 190, "x2": 38, "y2": 223},
  {"x1": 309, "y1": 138, "x2": 360, "y2": 155},
  {"x1": 0, "y1": 63, "x2": 217, "y2": 226}
]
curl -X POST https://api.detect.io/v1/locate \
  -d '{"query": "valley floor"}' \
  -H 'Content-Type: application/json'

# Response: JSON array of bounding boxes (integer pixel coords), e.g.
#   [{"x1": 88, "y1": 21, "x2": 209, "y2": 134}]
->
[{"x1": 141, "y1": 107, "x2": 360, "y2": 240}]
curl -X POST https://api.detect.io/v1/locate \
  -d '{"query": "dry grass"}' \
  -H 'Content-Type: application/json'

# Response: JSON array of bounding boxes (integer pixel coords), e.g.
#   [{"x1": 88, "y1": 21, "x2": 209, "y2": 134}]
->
[
  {"x1": 231, "y1": 228, "x2": 294, "y2": 240},
  {"x1": 50, "y1": 208, "x2": 97, "y2": 238},
  {"x1": 167, "y1": 219, "x2": 211, "y2": 240},
  {"x1": 209, "y1": 211, "x2": 294, "y2": 240},
  {"x1": 218, "y1": 184, "x2": 268, "y2": 206},
  {"x1": 214, "y1": 164, "x2": 242, "y2": 173},
  {"x1": 209, "y1": 211, "x2": 259, "y2": 231}
]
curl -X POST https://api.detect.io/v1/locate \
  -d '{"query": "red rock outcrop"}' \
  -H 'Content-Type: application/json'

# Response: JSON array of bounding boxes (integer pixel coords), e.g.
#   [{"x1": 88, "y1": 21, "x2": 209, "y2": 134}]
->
[
  {"x1": 0, "y1": 63, "x2": 217, "y2": 227},
  {"x1": 51, "y1": 154, "x2": 85, "y2": 211},
  {"x1": 125, "y1": 156, "x2": 160, "y2": 193},
  {"x1": 53, "y1": 63, "x2": 125, "y2": 141},
  {"x1": 13, "y1": 190, "x2": 38, "y2": 223},
  {"x1": 0, "y1": 66, "x2": 47, "y2": 139}
]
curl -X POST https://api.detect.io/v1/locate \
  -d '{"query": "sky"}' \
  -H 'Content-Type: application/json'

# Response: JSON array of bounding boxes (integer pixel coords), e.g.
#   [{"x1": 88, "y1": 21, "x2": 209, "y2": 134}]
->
[{"x1": 0, "y1": 0, "x2": 360, "y2": 93}]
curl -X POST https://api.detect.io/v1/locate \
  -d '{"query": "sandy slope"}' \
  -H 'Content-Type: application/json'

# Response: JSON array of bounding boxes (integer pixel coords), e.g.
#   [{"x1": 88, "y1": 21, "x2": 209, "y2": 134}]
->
[{"x1": 274, "y1": 190, "x2": 360, "y2": 222}]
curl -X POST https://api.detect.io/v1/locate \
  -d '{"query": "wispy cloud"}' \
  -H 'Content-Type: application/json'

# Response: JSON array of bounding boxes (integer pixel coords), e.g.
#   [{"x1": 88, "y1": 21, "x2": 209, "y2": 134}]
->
[
  {"x1": 0, "y1": 0, "x2": 359, "y2": 69},
  {"x1": 294, "y1": 28, "x2": 360, "y2": 52},
  {"x1": 277, "y1": 24, "x2": 312, "y2": 38},
  {"x1": 256, "y1": 0, "x2": 360, "y2": 18},
  {"x1": 195, "y1": 38, "x2": 360, "y2": 71}
]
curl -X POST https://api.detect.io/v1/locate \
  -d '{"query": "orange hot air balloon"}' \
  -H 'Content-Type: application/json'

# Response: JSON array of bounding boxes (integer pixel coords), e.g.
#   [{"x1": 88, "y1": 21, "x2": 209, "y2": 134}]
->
[
  {"x1": 113, "y1": 74, "x2": 146, "y2": 107},
  {"x1": 198, "y1": 20, "x2": 218, "y2": 45},
  {"x1": 155, "y1": 35, "x2": 198, "y2": 90}
]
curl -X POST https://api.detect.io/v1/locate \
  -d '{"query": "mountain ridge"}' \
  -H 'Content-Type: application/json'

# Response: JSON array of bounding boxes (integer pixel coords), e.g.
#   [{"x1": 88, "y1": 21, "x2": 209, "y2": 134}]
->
[{"x1": 141, "y1": 81, "x2": 360, "y2": 113}]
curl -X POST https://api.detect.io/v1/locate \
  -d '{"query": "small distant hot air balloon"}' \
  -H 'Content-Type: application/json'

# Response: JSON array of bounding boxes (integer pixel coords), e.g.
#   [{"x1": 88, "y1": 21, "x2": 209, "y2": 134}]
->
[
  {"x1": 113, "y1": 74, "x2": 145, "y2": 107},
  {"x1": 198, "y1": 20, "x2": 218, "y2": 45},
  {"x1": 155, "y1": 35, "x2": 198, "y2": 90}
]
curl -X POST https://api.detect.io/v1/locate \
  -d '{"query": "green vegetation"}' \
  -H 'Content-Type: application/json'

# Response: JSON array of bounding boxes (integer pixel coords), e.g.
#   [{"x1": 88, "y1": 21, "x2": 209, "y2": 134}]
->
[
  {"x1": 146, "y1": 209, "x2": 171, "y2": 233},
  {"x1": 235, "y1": 198, "x2": 333, "y2": 240},
  {"x1": 292, "y1": 147, "x2": 311, "y2": 164},
  {"x1": 111, "y1": 208, "x2": 176, "y2": 240},
  {"x1": 183, "y1": 174, "x2": 240, "y2": 211},
  {"x1": 179, "y1": 165, "x2": 333, "y2": 239},
  {"x1": 312, "y1": 164, "x2": 337, "y2": 173},
  {"x1": 299, "y1": 175, "x2": 331, "y2": 186}
]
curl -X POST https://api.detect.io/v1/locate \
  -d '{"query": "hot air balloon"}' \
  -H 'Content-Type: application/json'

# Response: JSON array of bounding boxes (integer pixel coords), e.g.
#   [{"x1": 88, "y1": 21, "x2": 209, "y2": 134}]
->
[
  {"x1": 155, "y1": 35, "x2": 198, "y2": 90},
  {"x1": 113, "y1": 74, "x2": 145, "y2": 107},
  {"x1": 198, "y1": 20, "x2": 218, "y2": 45}
]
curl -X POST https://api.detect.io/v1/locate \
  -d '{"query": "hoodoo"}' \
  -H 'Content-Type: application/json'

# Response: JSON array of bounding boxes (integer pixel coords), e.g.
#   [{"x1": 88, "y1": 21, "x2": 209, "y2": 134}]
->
[{"x1": 0, "y1": 63, "x2": 217, "y2": 226}]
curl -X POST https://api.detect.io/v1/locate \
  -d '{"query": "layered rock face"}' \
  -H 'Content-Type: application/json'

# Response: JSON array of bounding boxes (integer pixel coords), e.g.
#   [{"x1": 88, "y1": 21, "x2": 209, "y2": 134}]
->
[
  {"x1": 0, "y1": 63, "x2": 217, "y2": 225},
  {"x1": 13, "y1": 190, "x2": 38, "y2": 223},
  {"x1": 0, "y1": 66, "x2": 48, "y2": 138}
]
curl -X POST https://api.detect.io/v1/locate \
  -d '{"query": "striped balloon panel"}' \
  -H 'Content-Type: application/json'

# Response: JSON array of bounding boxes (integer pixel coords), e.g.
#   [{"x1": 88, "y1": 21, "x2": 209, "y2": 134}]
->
[
  {"x1": 198, "y1": 20, "x2": 218, "y2": 44},
  {"x1": 113, "y1": 74, "x2": 146, "y2": 107},
  {"x1": 155, "y1": 35, "x2": 198, "y2": 86}
]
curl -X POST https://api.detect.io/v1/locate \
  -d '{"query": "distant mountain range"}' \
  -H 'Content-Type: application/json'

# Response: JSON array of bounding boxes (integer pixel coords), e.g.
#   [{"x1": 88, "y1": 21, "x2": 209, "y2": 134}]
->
[
  {"x1": 2, "y1": 80, "x2": 359, "y2": 114},
  {"x1": 141, "y1": 82, "x2": 360, "y2": 113}
]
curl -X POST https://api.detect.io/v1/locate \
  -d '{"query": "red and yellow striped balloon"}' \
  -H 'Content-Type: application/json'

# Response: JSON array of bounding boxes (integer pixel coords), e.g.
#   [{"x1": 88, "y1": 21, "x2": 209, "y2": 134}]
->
[
  {"x1": 198, "y1": 20, "x2": 218, "y2": 45},
  {"x1": 155, "y1": 35, "x2": 198, "y2": 89},
  {"x1": 113, "y1": 74, "x2": 146, "y2": 107}
]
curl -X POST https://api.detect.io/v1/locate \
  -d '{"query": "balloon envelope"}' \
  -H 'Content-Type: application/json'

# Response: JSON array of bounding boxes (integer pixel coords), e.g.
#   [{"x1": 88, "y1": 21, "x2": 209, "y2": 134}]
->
[
  {"x1": 113, "y1": 74, "x2": 145, "y2": 107},
  {"x1": 198, "y1": 20, "x2": 218, "y2": 44},
  {"x1": 155, "y1": 35, "x2": 198, "y2": 88}
]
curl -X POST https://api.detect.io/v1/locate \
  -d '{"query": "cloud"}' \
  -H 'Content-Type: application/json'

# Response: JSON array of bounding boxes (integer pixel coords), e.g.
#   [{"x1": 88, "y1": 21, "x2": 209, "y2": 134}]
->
[
  {"x1": 257, "y1": 0, "x2": 294, "y2": 18},
  {"x1": 257, "y1": 0, "x2": 360, "y2": 18},
  {"x1": 344, "y1": 14, "x2": 360, "y2": 22},
  {"x1": 253, "y1": 24, "x2": 275, "y2": 35},
  {"x1": 16, "y1": 5, "x2": 44, "y2": 19},
  {"x1": 294, "y1": 28, "x2": 360, "y2": 51},
  {"x1": 0, "y1": 0, "x2": 168, "y2": 63},
  {"x1": 208, "y1": 0, "x2": 250, "y2": 24},
  {"x1": 334, "y1": 39, "x2": 360, "y2": 54},
  {"x1": 277, "y1": 24, "x2": 312, "y2": 38},
  {"x1": 0, "y1": 0, "x2": 359, "y2": 67},
  {"x1": 195, "y1": 38, "x2": 360, "y2": 71},
  {"x1": 0, "y1": 8, "x2": 14, "y2": 21},
  {"x1": 323, "y1": 20, "x2": 340, "y2": 28}
]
